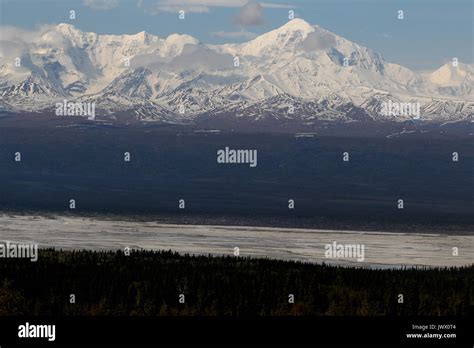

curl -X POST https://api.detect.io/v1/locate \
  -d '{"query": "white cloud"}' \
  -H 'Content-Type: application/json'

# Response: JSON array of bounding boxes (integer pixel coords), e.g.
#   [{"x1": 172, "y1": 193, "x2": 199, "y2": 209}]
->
[
  {"x1": 131, "y1": 44, "x2": 235, "y2": 71},
  {"x1": 0, "y1": 24, "x2": 69, "y2": 67},
  {"x1": 301, "y1": 31, "x2": 337, "y2": 52},
  {"x1": 234, "y1": 1, "x2": 263, "y2": 27},
  {"x1": 0, "y1": 24, "x2": 58, "y2": 47},
  {"x1": 83, "y1": 0, "x2": 119, "y2": 10},
  {"x1": 144, "y1": 0, "x2": 293, "y2": 14}
]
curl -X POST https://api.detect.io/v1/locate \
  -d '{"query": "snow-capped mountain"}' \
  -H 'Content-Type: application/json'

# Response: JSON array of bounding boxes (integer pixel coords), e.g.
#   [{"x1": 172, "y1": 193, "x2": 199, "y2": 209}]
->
[
  {"x1": 1, "y1": 19, "x2": 473, "y2": 124},
  {"x1": 426, "y1": 62, "x2": 474, "y2": 99}
]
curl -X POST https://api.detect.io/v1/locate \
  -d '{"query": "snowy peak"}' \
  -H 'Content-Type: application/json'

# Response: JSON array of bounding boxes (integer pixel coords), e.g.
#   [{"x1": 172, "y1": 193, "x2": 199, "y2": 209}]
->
[
  {"x1": 46, "y1": 23, "x2": 98, "y2": 47},
  {"x1": 54, "y1": 23, "x2": 80, "y2": 36},
  {"x1": 54, "y1": 23, "x2": 153, "y2": 44},
  {"x1": 426, "y1": 62, "x2": 474, "y2": 99},
  {"x1": 0, "y1": 20, "x2": 472, "y2": 123},
  {"x1": 50, "y1": 23, "x2": 200, "y2": 55},
  {"x1": 238, "y1": 19, "x2": 316, "y2": 56},
  {"x1": 429, "y1": 62, "x2": 474, "y2": 86},
  {"x1": 274, "y1": 18, "x2": 315, "y2": 34},
  {"x1": 159, "y1": 33, "x2": 201, "y2": 57}
]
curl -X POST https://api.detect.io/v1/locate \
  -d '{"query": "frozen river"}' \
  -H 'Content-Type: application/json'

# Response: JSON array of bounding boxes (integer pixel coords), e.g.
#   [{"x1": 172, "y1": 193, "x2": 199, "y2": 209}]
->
[{"x1": 0, "y1": 214, "x2": 472, "y2": 268}]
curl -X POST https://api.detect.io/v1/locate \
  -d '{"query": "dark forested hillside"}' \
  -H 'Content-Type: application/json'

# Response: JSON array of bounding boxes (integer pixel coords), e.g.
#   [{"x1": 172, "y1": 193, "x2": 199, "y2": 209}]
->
[{"x1": 0, "y1": 249, "x2": 472, "y2": 316}]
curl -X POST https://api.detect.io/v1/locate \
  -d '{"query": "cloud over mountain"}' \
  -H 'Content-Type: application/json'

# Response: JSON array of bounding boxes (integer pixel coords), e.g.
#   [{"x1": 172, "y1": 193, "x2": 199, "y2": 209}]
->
[{"x1": 234, "y1": 2, "x2": 265, "y2": 27}]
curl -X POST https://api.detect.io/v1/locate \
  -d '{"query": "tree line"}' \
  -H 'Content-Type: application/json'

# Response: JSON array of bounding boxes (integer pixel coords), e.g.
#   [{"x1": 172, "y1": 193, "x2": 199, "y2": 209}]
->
[{"x1": 0, "y1": 249, "x2": 472, "y2": 316}]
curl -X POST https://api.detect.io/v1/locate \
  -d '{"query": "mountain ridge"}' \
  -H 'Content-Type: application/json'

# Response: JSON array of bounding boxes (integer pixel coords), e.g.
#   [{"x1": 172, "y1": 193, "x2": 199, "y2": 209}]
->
[{"x1": 1, "y1": 19, "x2": 473, "y2": 124}]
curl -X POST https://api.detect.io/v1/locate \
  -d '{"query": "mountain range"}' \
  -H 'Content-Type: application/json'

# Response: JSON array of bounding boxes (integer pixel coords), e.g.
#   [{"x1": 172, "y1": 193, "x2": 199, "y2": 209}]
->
[{"x1": 1, "y1": 19, "x2": 473, "y2": 125}]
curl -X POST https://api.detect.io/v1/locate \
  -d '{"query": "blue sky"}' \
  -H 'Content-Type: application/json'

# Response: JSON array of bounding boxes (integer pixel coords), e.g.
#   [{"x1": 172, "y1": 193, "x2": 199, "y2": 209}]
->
[{"x1": 0, "y1": 0, "x2": 472, "y2": 70}]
